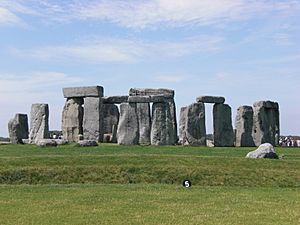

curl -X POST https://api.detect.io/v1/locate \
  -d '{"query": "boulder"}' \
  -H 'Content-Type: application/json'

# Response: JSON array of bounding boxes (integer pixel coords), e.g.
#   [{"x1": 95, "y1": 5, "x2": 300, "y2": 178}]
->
[
  {"x1": 29, "y1": 104, "x2": 49, "y2": 144},
  {"x1": 117, "y1": 103, "x2": 139, "y2": 145},
  {"x1": 36, "y1": 139, "x2": 57, "y2": 147},
  {"x1": 235, "y1": 106, "x2": 255, "y2": 147},
  {"x1": 77, "y1": 140, "x2": 98, "y2": 147},
  {"x1": 63, "y1": 86, "x2": 103, "y2": 98},
  {"x1": 8, "y1": 114, "x2": 29, "y2": 144},
  {"x1": 246, "y1": 143, "x2": 279, "y2": 159},
  {"x1": 179, "y1": 103, "x2": 206, "y2": 146},
  {"x1": 196, "y1": 96, "x2": 225, "y2": 104}
]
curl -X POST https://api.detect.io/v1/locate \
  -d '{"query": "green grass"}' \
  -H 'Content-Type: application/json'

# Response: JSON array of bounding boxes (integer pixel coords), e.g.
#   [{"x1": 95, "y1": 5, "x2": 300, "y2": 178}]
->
[{"x1": 0, "y1": 144, "x2": 299, "y2": 224}]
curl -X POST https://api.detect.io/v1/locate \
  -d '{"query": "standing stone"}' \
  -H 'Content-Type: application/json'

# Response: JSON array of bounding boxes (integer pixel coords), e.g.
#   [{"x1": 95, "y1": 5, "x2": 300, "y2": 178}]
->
[
  {"x1": 103, "y1": 104, "x2": 119, "y2": 134},
  {"x1": 111, "y1": 124, "x2": 118, "y2": 143},
  {"x1": 235, "y1": 106, "x2": 255, "y2": 147},
  {"x1": 213, "y1": 103, "x2": 234, "y2": 147},
  {"x1": 29, "y1": 104, "x2": 49, "y2": 144},
  {"x1": 83, "y1": 97, "x2": 103, "y2": 142},
  {"x1": 252, "y1": 101, "x2": 280, "y2": 146},
  {"x1": 136, "y1": 103, "x2": 151, "y2": 145},
  {"x1": 62, "y1": 98, "x2": 83, "y2": 142},
  {"x1": 117, "y1": 103, "x2": 139, "y2": 145},
  {"x1": 179, "y1": 103, "x2": 206, "y2": 146},
  {"x1": 151, "y1": 101, "x2": 177, "y2": 145},
  {"x1": 8, "y1": 114, "x2": 29, "y2": 144}
]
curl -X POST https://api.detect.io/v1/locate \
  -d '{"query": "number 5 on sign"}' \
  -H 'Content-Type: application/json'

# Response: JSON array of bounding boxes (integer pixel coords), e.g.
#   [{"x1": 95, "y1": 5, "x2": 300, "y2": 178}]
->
[{"x1": 183, "y1": 180, "x2": 192, "y2": 188}]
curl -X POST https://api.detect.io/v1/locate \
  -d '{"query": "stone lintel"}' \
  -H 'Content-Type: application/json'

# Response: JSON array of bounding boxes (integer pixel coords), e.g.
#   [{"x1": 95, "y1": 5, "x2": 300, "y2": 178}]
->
[
  {"x1": 128, "y1": 96, "x2": 150, "y2": 103},
  {"x1": 63, "y1": 86, "x2": 103, "y2": 98},
  {"x1": 196, "y1": 96, "x2": 225, "y2": 104},
  {"x1": 102, "y1": 96, "x2": 129, "y2": 104},
  {"x1": 253, "y1": 101, "x2": 279, "y2": 109},
  {"x1": 129, "y1": 88, "x2": 175, "y2": 98}
]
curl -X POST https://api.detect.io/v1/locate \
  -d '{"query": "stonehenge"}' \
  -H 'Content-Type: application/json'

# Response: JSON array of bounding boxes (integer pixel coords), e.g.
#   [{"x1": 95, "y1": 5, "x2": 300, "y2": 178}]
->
[{"x1": 7, "y1": 84, "x2": 280, "y2": 148}]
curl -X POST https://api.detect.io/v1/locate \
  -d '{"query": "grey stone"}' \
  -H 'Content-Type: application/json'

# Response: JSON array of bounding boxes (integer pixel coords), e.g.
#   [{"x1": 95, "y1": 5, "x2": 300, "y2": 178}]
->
[
  {"x1": 103, "y1": 104, "x2": 119, "y2": 134},
  {"x1": 235, "y1": 106, "x2": 255, "y2": 147},
  {"x1": 252, "y1": 101, "x2": 280, "y2": 146},
  {"x1": 151, "y1": 101, "x2": 177, "y2": 145},
  {"x1": 150, "y1": 95, "x2": 170, "y2": 103},
  {"x1": 53, "y1": 139, "x2": 68, "y2": 145},
  {"x1": 36, "y1": 139, "x2": 57, "y2": 147},
  {"x1": 77, "y1": 140, "x2": 98, "y2": 147},
  {"x1": 128, "y1": 96, "x2": 150, "y2": 103},
  {"x1": 137, "y1": 103, "x2": 151, "y2": 145},
  {"x1": 179, "y1": 103, "x2": 206, "y2": 146},
  {"x1": 246, "y1": 143, "x2": 279, "y2": 159},
  {"x1": 213, "y1": 103, "x2": 234, "y2": 147},
  {"x1": 129, "y1": 88, "x2": 174, "y2": 98},
  {"x1": 102, "y1": 96, "x2": 128, "y2": 104},
  {"x1": 196, "y1": 96, "x2": 225, "y2": 104},
  {"x1": 61, "y1": 98, "x2": 83, "y2": 142},
  {"x1": 8, "y1": 114, "x2": 29, "y2": 144},
  {"x1": 253, "y1": 101, "x2": 279, "y2": 109},
  {"x1": 83, "y1": 97, "x2": 103, "y2": 142},
  {"x1": 117, "y1": 103, "x2": 139, "y2": 145},
  {"x1": 63, "y1": 86, "x2": 103, "y2": 98},
  {"x1": 29, "y1": 104, "x2": 49, "y2": 144},
  {"x1": 111, "y1": 124, "x2": 118, "y2": 143}
]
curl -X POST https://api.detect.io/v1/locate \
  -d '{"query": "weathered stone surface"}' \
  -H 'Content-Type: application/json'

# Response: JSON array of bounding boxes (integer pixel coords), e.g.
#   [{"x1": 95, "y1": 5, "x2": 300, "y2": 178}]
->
[
  {"x1": 8, "y1": 114, "x2": 29, "y2": 144},
  {"x1": 179, "y1": 103, "x2": 206, "y2": 146},
  {"x1": 102, "y1": 96, "x2": 128, "y2": 104},
  {"x1": 36, "y1": 139, "x2": 57, "y2": 147},
  {"x1": 29, "y1": 104, "x2": 49, "y2": 144},
  {"x1": 235, "y1": 106, "x2": 255, "y2": 147},
  {"x1": 196, "y1": 96, "x2": 225, "y2": 104},
  {"x1": 63, "y1": 86, "x2": 103, "y2": 98},
  {"x1": 150, "y1": 95, "x2": 170, "y2": 103},
  {"x1": 213, "y1": 103, "x2": 234, "y2": 147},
  {"x1": 252, "y1": 101, "x2": 280, "y2": 146},
  {"x1": 151, "y1": 101, "x2": 177, "y2": 145},
  {"x1": 246, "y1": 143, "x2": 279, "y2": 159},
  {"x1": 77, "y1": 140, "x2": 98, "y2": 147},
  {"x1": 61, "y1": 98, "x2": 83, "y2": 142},
  {"x1": 83, "y1": 97, "x2": 103, "y2": 142},
  {"x1": 129, "y1": 88, "x2": 174, "y2": 98},
  {"x1": 117, "y1": 103, "x2": 139, "y2": 145},
  {"x1": 128, "y1": 96, "x2": 151, "y2": 103},
  {"x1": 137, "y1": 103, "x2": 151, "y2": 145},
  {"x1": 111, "y1": 124, "x2": 118, "y2": 143},
  {"x1": 253, "y1": 101, "x2": 279, "y2": 109},
  {"x1": 103, "y1": 104, "x2": 119, "y2": 134}
]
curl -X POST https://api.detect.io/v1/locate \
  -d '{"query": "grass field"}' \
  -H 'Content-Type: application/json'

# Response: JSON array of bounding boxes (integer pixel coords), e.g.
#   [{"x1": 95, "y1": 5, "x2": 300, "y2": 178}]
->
[{"x1": 0, "y1": 144, "x2": 299, "y2": 224}]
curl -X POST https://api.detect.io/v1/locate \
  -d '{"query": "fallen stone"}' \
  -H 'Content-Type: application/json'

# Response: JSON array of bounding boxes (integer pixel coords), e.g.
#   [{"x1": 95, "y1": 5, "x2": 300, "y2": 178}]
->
[
  {"x1": 196, "y1": 96, "x2": 225, "y2": 104},
  {"x1": 8, "y1": 114, "x2": 29, "y2": 144},
  {"x1": 246, "y1": 143, "x2": 279, "y2": 159},
  {"x1": 235, "y1": 106, "x2": 255, "y2": 147},
  {"x1": 36, "y1": 139, "x2": 57, "y2": 147},
  {"x1": 128, "y1": 96, "x2": 150, "y2": 103},
  {"x1": 61, "y1": 98, "x2": 84, "y2": 142},
  {"x1": 129, "y1": 88, "x2": 174, "y2": 98},
  {"x1": 137, "y1": 103, "x2": 151, "y2": 145},
  {"x1": 102, "y1": 96, "x2": 128, "y2": 104},
  {"x1": 117, "y1": 103, "x2": 139, "y2": 145},
  {"x1": 63, "y1": 86, "x2": 103, "y2": 98},
  {"x1": 179, "y1": 103, "x2": 206, "y2": 146},
  {"x1": 29, "y1": 104, "x2": 50, "y2": 144},
  {"x1": 77, "y1": 140, "x2": 98, "y2": 147}
]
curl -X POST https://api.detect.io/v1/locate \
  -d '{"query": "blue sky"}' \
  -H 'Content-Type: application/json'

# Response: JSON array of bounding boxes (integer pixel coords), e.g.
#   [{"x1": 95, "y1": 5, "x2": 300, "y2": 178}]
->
[{"x1": 0, "y1": 0, "x2": 299, "y2": 136}]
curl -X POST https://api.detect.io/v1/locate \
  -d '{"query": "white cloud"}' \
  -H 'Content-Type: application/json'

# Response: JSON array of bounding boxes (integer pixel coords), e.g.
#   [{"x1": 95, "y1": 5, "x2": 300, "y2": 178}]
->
[
  {"x1": 0, "y1": 7, "x2": 21, "y2": 26},
  {"x1": 11, "y1": 36, "x2": 223, "y2": 63},
  {"x1": 154, "y1": 74, "x2": 189, "y2": 83}
]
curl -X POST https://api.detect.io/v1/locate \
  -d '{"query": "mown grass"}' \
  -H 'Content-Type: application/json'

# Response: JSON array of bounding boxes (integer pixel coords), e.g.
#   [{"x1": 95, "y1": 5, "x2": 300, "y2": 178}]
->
[
  {"x1": 0, "y1": 144, "x2": 299, "y2": 187},
  {"x1": 0, "y1": 184, "x2": 299, "y2": 225}
]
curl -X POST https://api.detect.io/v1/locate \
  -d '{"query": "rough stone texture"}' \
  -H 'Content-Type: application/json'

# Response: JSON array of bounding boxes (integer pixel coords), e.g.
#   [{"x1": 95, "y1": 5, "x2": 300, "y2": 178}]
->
[
  {"x1": 129, "y1": 88, "x2": 174, "y2": 98},
  {"x1": 29, "y1": 104, "x2": 49, "y2": 144},
  {"x1": 63, "y1": 86, "x2": 103, "y2": 98},
  {"x1": 179, "y1": 103, "x2": 206, "y2": 146},
  {"x1": 128, "y1": 96, "x2": 151, "y2": 103},
  {"x1": 102, "y1": 96, "x2": 128, "y2": 104},
  {"x1": 111, "y1": 124, "x2": 118, "y2": 143},
  {"x1": 8, "y1": 114, "x2": 29, "y2": 144},
  {"x1": 137, "y1": 103, "x2": 151, "y2": 145},
  {"x1": 61, "y1": 98, "x2": 83, "y2": 142},
  {"x1": 196, "y1": 96, "x2": 225, "y2": 104},
  {"x1": 150, "y1": 95, "x2": 170, "y2": 103},
  {"x1": 235, "y1": 106, "x2": 255, "y2": 147},
  {"x1": 77, "y1": 140, "x2": 98, "y2": 147},
  {"x1": 36, "y1": 139, "x2": 57, "y2": 147},
  {"x1": 252, "y1": 101, "x2": 280, "y2": 147},
  {"x1": 151, "y1": 101, "x2": 177, "y2": 145},
  {"x1": 117, "y1": 103, "x2": 139, "y2": 145},
  {"x1": 246, "y1": 143, "x2": 279, "y2": 159},
  {"x1": 213, "y1": 103, "x2": 234, "y2": 147},
  {"x1": 83, "y1": 97, "x2": 103, "y2": 142},
  {"x1": 103, "y1": 104, "x2": 119, "y2": 134}
]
